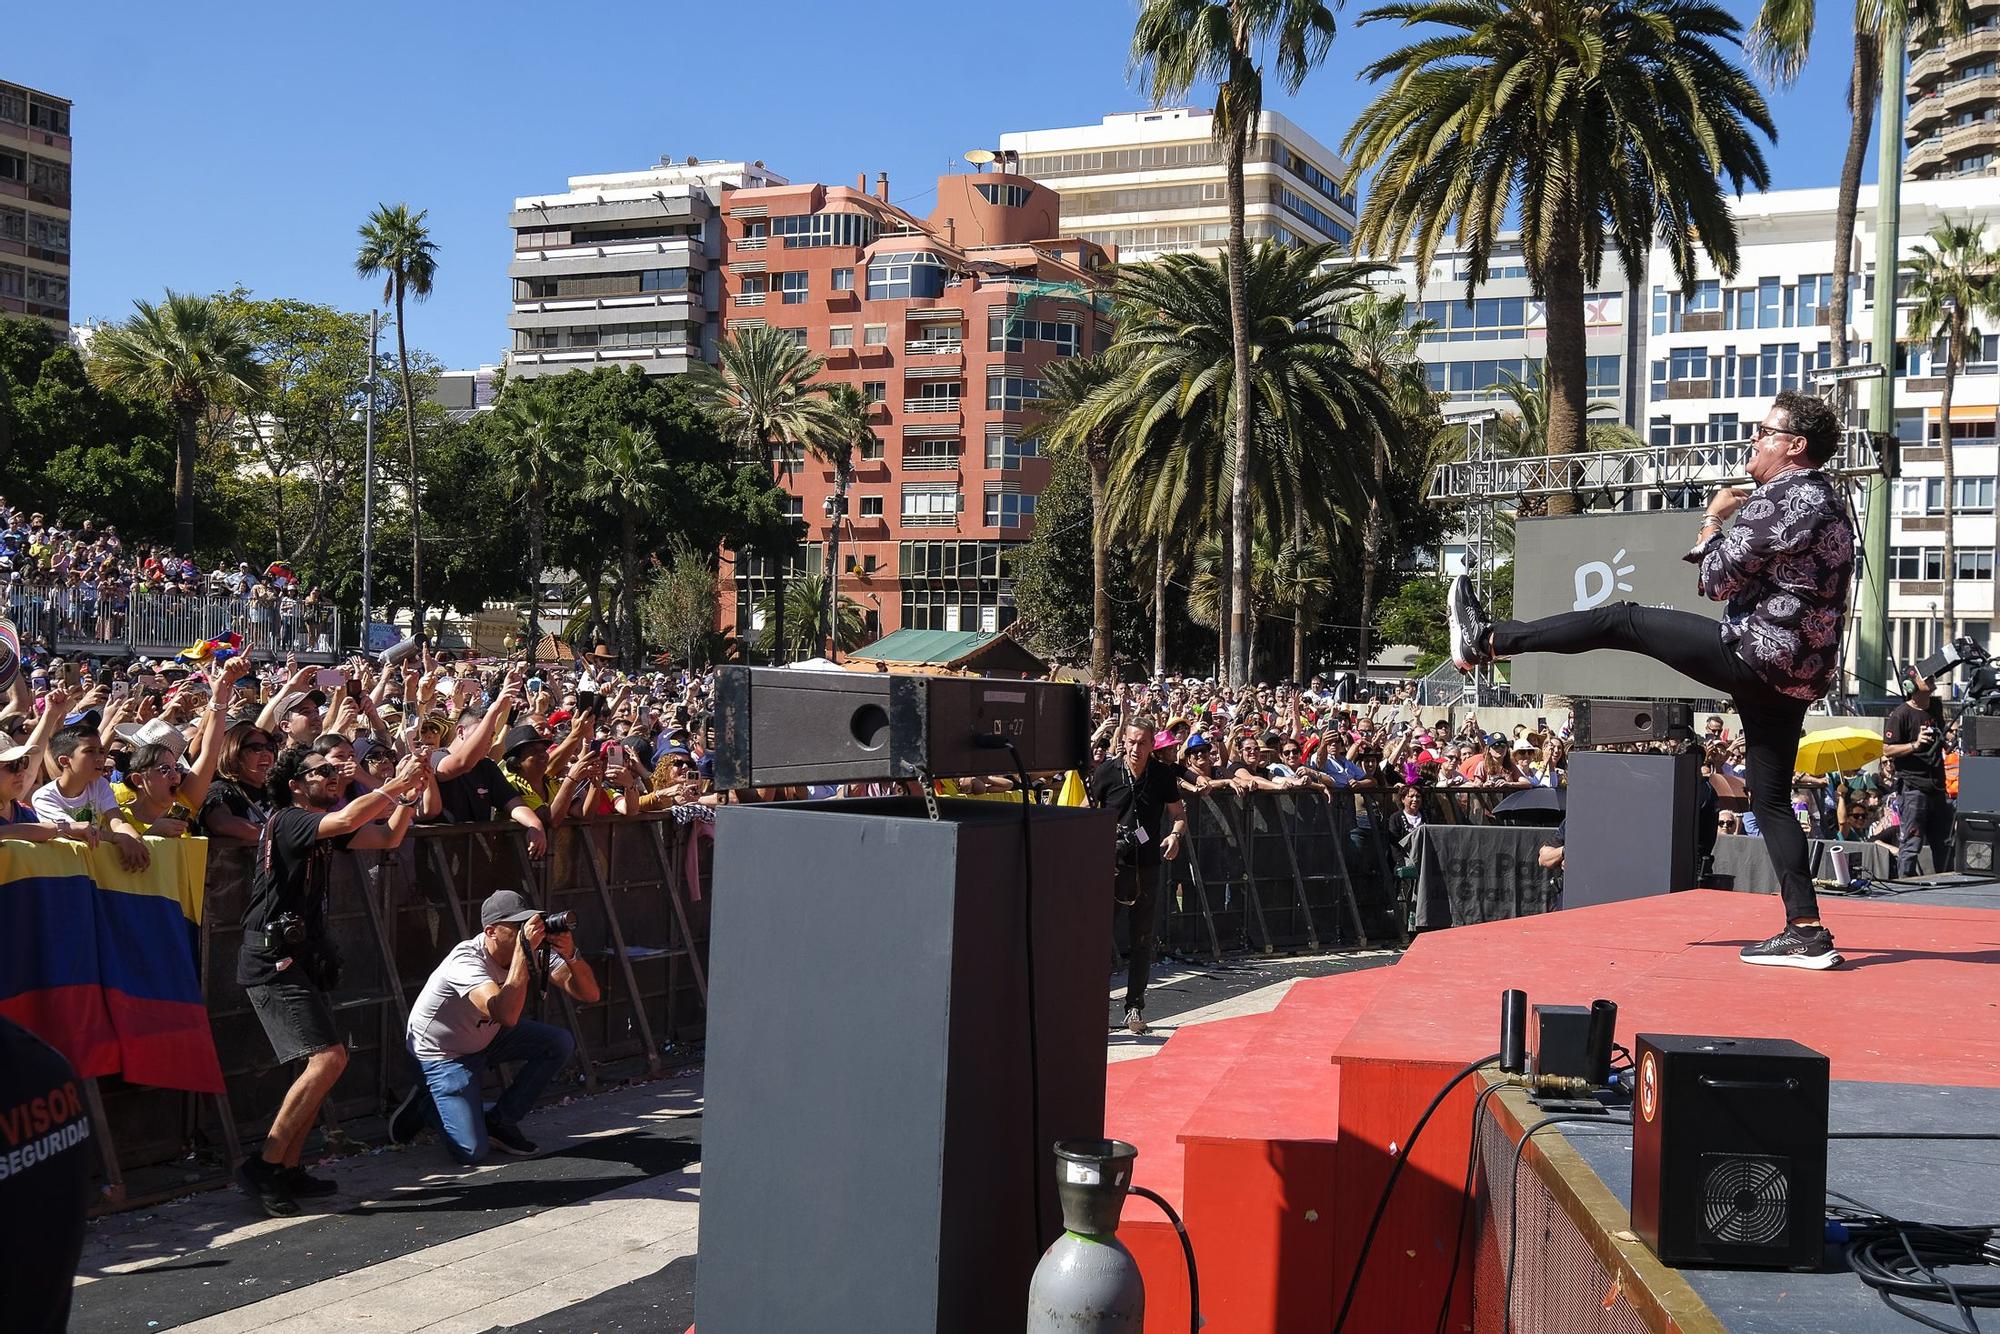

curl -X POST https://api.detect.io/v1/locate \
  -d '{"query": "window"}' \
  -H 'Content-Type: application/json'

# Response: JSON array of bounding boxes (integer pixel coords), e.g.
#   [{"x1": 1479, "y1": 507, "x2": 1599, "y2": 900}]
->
[
  {"x1": 902, "y1": 438, "x2": 961, "y2": 470},
  {"x1": 985, "y1": 432, "x2": 1040, "y2": 469},
  {"x1": 1957, "y1": 550, "x2": 1994, "y2": 581},
  {"x1": 27, "y1": 101, "x2": 68, "y2": 136},
  {"x1": 739, "y1": 274, "x2": 767, "y2": 295},
  {"x1": 987, "y1": 373, "x2": 1042, "y2": 412},
  {"x1": 513, "y1": 268, "x2": 696, "y2": 300},
  {"x1": 784, "y1": 496, "x2": 805, "y2": 521},
  {"x1": 912, "y1": 381, "x2": 961, "y2": 404},
  {"x1": 866, "y1": 251, "x2": 949, "y2": 301},
  {"x1": 743, "y1": 221, "x2": 767, "y2": 243},
  {"x1": 27, "y1": 158, "x2": 67, "y2": 195},
  {"x1": 1957, "y1": 477, "x2": 1996, "y2": 513},
  {"x1": 779, "y1": 328, "x2": 808, "y2": 349},
  {"x1": 988, "y1": 313, "x2": 1080, "y2": 356},
  {"x1": 23, "y1": 214, "x2": 67, "y2": 255},
  {"x1": 862, "y1": 381, "x2": 887, "y2": 404},
  {"x1": 863, "y1": 324, "x2": 888, "y2": 347},
  {"x1": 859, "y1": 436, "x2": 886, "y2": 461},
  {"x1": 1585, "y1": 355, "x2": 1622, "y2": 397},
  {"x1": 832, "y1": 268, "x2": 855, "y2": 292},
  {"x1": 639, "y1": 268, "x2": 691, "y2": 292},
  {"x1": 775, "y1": 271, "x2": 808, "y2": 305},
  {"x1": 0, "y1": 264, "x2": 22, "y2": 299},
  {"x1": 0, "y1": 90, "x2": 22, "y2": 124},
  {"x1": 773, "y1": 211, "x2": 880, "y2": 249},
  {"x1": 1891, "y1": 546, "x2": 1945, "y2": 580},
  {"x1": 974, "y1": 182, "x2": 1033, "y2": 207},
  {"x1": 902, "y1": 484, "x2": 962, "y2": 527},
  {"x1": 0, "y1": 149, "x2": 23, "y2": 183},
  {"x1": 859, "y1": 496, "x2": 885, "y2": 518},
  {"x1": 22, "y1": 270, "x2": 66, "y2": 306},
  {"x1": 984, "y1": 489, "x2": 1036, "y2": 528},
  {"x1": 829, "y1": 325, "x2": 855, "y2": 349}
]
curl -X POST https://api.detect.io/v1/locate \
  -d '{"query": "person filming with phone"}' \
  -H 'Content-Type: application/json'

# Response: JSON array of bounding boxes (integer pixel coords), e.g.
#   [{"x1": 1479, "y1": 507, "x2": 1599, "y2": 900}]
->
[
  {"x1": 1883, "y1": 667, "x2": 1953, "y2": 875},
  {"x1": 389, "y1": 889, "x2": 599, "y2": 1161},
  {"x1": 424, "y1": 668, "x2": 548, "y2": 859}
]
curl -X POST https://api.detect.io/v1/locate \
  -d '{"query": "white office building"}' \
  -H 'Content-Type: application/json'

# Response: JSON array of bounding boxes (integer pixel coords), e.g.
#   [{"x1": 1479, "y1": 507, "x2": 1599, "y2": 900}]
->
[
  {"x1": 1644, "y1": 179, "x2": 2000, "y2": 666},
  {"x1": 505, "y1": 157, "x2": 785, "y2": 381},
  {"x1": 998, "y1": 108, "x2": 1355, "y2": 261}
]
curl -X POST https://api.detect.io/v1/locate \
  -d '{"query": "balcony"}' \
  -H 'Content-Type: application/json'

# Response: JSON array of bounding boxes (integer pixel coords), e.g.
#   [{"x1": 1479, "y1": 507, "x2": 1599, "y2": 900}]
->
[
  {"x1": 1944, "y1": 115, "x2": 2000, "y2": 154},
  {"x1": 901, "y1": 448, "x2": 962, "y2": 472},
  {"x1": 735, "y1": 236, "x2": 767, "y2": 251},
  {"x1": 1910, "y1": 26, "x2": 2000, "y2": 86},
  {"x1": 509, "y1": 291, "x2": 698, "y2": 317},
  {"x1": 1682, "y1": 311, "x2": 1725, "y2": 333},
  {"x1": 906, "y1": 339, "x2": 964, "y2": 355},
  {"x1": 903, "y1": 397, "x2": 962, "y2": 414},
  {"x1": 1936, "y1": 72, "x2": 2000, "y2": 119},
  {"x1": 9, "y1": 585, "x2": 346, "y2": 663},
  {"x1": 1907, "y1": 135, "x2": 1948, "y2": 174},
  {"x1": 734, "y1": 291, "x2": 766, "y2": 307}
]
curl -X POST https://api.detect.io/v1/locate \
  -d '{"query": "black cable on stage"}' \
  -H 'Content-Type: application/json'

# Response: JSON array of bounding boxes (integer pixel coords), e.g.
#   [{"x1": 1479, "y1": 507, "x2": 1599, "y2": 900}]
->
[
  {"x1": 1130, "y1": 1184, "x2": 1201, "y2": 1334},
  {"x1": 1831, "y1": 1132, "x2": 2000, "y2": 1141},
  {"x1": 1433, "y1": 1078, "x2": 1511, "y2": 1334},
  {"x1": 1830, "y1": 1189, "x2": 2000, "y2": 1334},
  {"x1": 1331, "y1": 1052, "x2": 1500, "y2": 1334},
  {"x1": 1502, "y1": 1113, "x2": 1633, "y2": 1333}
]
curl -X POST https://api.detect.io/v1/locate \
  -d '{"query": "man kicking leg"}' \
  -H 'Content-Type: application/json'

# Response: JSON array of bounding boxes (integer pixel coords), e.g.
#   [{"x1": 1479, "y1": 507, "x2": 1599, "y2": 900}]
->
[{"x1": 1449, "y1": 390, "x2": 1854, "y2": 970}]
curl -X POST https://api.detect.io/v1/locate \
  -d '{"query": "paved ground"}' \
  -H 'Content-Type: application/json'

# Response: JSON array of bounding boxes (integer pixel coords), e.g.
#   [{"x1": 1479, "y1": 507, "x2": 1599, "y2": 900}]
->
[{"x1": 71, "y1": 948, "x2": 1398, "y2": 1333}]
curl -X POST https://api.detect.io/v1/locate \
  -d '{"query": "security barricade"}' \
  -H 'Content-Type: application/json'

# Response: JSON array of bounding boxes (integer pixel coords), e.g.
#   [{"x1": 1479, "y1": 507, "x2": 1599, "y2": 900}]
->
[{"x1": 80, "y1": 813, "x2": 709, "y2": 1211}]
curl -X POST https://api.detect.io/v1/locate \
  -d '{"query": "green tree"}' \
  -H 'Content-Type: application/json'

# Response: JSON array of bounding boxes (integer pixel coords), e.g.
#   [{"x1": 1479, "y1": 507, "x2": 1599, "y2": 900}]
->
[
  {"x1": 815, "y1": 383, "x2": 875, "y2": 660},
  {"x1": 355, "y1": 204, "x2": 439, "y2": 625},
  {"x1": 686, "y1": 326, "x2": 836, "y2": 664},
  {"x1": 494, "y1": 392, "x2": 573, "y2": 665},
  {"x1": 1037, "y1": 353, "x2": 1127, "y2": 681},
  {"x1": 1344, "y1": 0, "x2": 1772, "y2": 515},
  {"x1": 581, "y1": 424, "x2": 678, "y2": 669},
  {"x1": 1902, "y1": 217, "x2": 2000, "y2": 637},
  {"x1": 85, "y1": 290, "x2": 267, "y2": 553},
  {"x1": 1132, "y1": 0, "x2": 1340, "y2": 685},
  {"x1": 757, "y1": 573, "x2": 867, "y2": 662},
  {"x1": 1010, "y1": 442, "x2": 1153, "y2": 673},
  {"x1": 642, "y1": 536, "x2": 724, "y2": 671}
]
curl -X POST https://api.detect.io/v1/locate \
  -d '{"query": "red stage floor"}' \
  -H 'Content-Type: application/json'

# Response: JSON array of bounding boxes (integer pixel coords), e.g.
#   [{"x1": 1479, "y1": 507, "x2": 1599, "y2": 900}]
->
[{"x1": 1107, "y1": 889, "x2": 2000, "y2": 1333}]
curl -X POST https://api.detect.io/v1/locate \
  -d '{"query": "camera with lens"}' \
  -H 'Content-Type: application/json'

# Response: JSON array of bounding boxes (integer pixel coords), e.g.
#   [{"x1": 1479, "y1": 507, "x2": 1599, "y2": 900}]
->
[
  {"x1": 1113, "y1": 824, "x2": 1141, "y2": 871},
  {"x1": 541, "y1": 910, "x2": 576, "y2": 935},
  {"x1": 269, "y1": 912, "x2": 307, "y2": 947}
]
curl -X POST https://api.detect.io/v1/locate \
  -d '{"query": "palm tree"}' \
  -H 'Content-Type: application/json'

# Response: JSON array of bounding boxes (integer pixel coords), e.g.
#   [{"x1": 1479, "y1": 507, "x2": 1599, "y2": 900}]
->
[
  {"x1": 355, "y1": 204, "x2": 440, "y2": 629},
  {"x1": 87, "y1": 290, "x2": 267, "y2": 554},
  {"x1": 686, "y1": 326, "x2": 836, "y2": 664},
  {"x1": 815, "y1": 383, "x2": 875, "y2": 660},
  {"x1": 580, "y1": 424, "x2": 677, "y2": 670},
  {"x1": 758, "y1": 573, "x2": 868, "y2": 662},
  {"x1": 1037, "y1": 354, "x2": 1126, "y2": 682},
  {"x1": 1344, "y1": 0, "x2": 1772, "y2": 517},
  {"x1": 1748, "y1": 0, "x2": 1966, "y2": 396},
  {"x1": 1095, "y1": 244, "x2": 1398, "y2": 680},
  {"x1": 1902, "y1": 218, "x2": 2000, "y2": 639},
  {"x1": 1132, "y1": 0, "x2": 1339, "y2": 685},
  {"x1": 493, "y1": 392, "x2": 572, "y2": 666}
]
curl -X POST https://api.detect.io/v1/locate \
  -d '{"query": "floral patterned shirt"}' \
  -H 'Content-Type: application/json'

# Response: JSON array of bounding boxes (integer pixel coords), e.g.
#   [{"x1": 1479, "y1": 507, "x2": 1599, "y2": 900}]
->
[{"x1": 1694, "y1": 467, "x2": 1855, "y2": 702}]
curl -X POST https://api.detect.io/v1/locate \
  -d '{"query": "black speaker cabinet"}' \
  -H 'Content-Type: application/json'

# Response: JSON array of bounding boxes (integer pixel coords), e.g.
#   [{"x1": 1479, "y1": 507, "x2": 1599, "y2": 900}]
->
[
  {"x1": 695, "y1": 797, "x2": 1113, "y2": 1334},
  {"x1": 1566, "y1": 750, "x2": 1701, "y2": 907},
  {"x1": 1572, "y1": 698, "x2": 1694, "y2": 745},
  {"x1": 1631, "y1": 1034, "x2": 1829, "y2": 1271},
  {"x1": 1958, "y1": 755, "x2": 2000, "y2": 817},
  {"x1": 1961, "y1": 715, "x2": 2000, "y2": 757},
  {"x1": 1955, "y1": 810, "x2": 2000, "y2": 874}
]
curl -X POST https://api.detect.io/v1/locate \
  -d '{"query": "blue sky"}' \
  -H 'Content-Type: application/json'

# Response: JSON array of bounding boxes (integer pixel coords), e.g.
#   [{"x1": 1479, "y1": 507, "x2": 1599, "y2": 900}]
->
[{"x1": 18, "y1": 0, "x2": 1860, "y2": 369}]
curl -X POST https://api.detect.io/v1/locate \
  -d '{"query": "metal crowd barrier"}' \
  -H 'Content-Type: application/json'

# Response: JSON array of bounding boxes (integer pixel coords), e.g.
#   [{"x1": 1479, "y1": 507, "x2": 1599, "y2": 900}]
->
[
  {"x1": 5, "y1": 580, "x2": 344, "y2": 661},
  {"x1": 84, "y1": 813, "x2": 708, "y2": 1212}
]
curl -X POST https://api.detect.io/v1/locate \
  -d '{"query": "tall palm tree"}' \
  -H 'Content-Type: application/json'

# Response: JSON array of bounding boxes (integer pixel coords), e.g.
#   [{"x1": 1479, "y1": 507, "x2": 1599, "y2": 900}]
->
[
  {"x1": 1344, "y1": 0, "x2": 1772, "y2": 516},
  {"x1": 580, "y1": 424, "x2": 677, "y2": 670},
  {"x1": 1094, "y1": 245, "x2": 1398, "y2": 679},
  {"x1": 1902, "y1": 218, "x2": 2000, "y2": 639},
  {"x1": 494, "y1": 392, "x2": 572, "y2": 666},
  {"x1": 87, "y1": 290, "x2": 267, "y2": 554},
  {"x1": 1132, "y1": 0, "x2": 1339, "y2": 686},
  {"x1": 758, "y1": 573, "x2": 868, "y2": 662},
  {"x1": 1335, "y1": 293, "x2": 1436, "y2": 675},
  {"x1": 815, "y1": 383, "x2": 875, "y2": 659},
  {"x1": 686, "y1": 326, "x2": 835, "y2": 664},
  {"x1": 1037, "y1": 354, "x2": 1126, "y2": 682},
  {"x1": 1748, "y1": 0, "x2": 1966, "y2": 395},
  {"x1": 355, "y1": 204, "x2": 440, "y2": 628}
]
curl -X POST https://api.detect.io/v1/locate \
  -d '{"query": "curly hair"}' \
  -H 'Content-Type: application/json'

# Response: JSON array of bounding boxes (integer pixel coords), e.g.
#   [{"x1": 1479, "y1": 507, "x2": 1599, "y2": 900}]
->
[
  {"x1": 1771, "y1": 390, "x2": 1840, "y2": 464},
  {"x1": 266, "y1": 745, "x2": 314, "y2": 808}
]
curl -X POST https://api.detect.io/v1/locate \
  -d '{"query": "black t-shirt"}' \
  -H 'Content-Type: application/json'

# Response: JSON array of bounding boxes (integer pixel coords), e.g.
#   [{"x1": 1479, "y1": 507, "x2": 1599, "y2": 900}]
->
[
  {"x1": 433, "y1": 757, "x2": 520, "y2": 825},
  {"x1": 0, "y1": 1017, "x2": 90, "y2": 1334},
  {"x1": 238, "y1": 806, "x2": 352, "y2": 987},
  {"x1": 1885, "y1": 700, "x2": 1946, "y2": 789},
  {"x1": 1088, "y1": 757, "x2": 1189, "y2": 866},
  {"x1": 198, "y1": 777, "x2": 269, "y2": 839}
]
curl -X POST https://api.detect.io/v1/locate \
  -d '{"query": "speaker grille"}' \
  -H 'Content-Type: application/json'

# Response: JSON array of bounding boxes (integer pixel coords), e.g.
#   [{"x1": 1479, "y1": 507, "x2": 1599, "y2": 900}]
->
[
  {"x1": 1965, "y1": 839, "x2": 1995, "y2": 872},
  {"x1": 1699, "y1": 1153, "x2": 1791, "y2": 1246}
]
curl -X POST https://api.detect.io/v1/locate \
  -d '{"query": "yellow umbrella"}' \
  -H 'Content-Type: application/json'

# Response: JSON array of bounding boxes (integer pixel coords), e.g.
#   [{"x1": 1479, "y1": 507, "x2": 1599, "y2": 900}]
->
[{"x1": 1795, "y1": 726, "x2": 1883, "y2": 774}]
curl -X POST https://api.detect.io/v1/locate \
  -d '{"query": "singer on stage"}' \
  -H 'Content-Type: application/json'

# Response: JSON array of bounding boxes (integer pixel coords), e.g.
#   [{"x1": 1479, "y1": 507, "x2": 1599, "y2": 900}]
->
[{"x1": 1449, "y1": 390, "x2": 1855, "y2": 970}]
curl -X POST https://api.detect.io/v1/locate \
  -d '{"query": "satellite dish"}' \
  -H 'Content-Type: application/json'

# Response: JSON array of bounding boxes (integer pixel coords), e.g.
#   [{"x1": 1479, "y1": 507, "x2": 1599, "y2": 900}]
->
[{"x1": 964, "y1": 148, "x2": 996, "y2": 170}]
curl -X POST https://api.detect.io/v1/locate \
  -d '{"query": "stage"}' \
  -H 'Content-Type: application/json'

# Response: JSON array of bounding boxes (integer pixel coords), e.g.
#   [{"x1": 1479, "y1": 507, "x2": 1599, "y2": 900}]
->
[{"x1": 1104, "y1": 885, "x2": 2000, "y2": 1332}]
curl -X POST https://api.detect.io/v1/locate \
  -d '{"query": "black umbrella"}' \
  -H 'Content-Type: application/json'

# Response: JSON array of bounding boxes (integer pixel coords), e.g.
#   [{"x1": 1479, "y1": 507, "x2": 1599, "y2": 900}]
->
[{"x1": 1493, "y1": 786, "x2": 1566, "y2": 826}]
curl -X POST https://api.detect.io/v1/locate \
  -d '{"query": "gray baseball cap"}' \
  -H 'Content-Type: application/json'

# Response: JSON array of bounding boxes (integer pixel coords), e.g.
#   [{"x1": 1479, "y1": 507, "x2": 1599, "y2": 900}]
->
[{"x1": 479, "y1": 889, "x2": 542, "y2": 928}]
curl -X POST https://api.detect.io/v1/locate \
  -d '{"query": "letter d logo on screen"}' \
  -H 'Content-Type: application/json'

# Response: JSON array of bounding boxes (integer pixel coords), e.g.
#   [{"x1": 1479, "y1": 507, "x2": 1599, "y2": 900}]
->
[{"x1": 1572, "y1": 549, "x2": 1637, "y2": 611}]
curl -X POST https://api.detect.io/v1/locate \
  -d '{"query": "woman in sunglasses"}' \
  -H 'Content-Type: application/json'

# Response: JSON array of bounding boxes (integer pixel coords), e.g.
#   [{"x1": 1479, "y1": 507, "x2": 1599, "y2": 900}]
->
[{"x1": 198, "y1": 721, "x2": 278, "y2": 841}]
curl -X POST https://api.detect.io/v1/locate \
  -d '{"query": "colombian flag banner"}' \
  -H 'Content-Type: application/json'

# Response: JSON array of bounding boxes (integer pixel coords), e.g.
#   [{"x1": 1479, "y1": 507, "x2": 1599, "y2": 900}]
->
[{"x1": 0, "y1": 839, "x2": 224, "y2": 1094}]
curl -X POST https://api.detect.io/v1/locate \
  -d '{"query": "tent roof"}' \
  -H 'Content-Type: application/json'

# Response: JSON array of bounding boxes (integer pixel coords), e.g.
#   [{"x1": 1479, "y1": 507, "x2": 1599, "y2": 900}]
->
[{"x1": 846, "y1": 629, "x2": 1047, "y2": 676}]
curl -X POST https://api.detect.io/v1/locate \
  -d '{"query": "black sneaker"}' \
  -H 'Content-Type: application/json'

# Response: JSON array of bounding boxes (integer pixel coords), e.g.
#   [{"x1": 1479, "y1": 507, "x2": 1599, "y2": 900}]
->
[
  {"x1": 485, "y1": 1117, "x2": 538, "y2": 1156},
  {"x1": 236, "y1": 1156, "x2": 300, "y2": 1218},
  {"x1": 282, "y1": 1165, "x2": 339, "y2": 1198},
  {"x1": 1739, "y1": 924, "x2": 1843, "y2": 970},
  {"x1": 1448, "y1": 576, "x2": 1491, "y2": 672},
  {"x1": 388, "y1": 1084, "x2": 430, "y2": 1146}
]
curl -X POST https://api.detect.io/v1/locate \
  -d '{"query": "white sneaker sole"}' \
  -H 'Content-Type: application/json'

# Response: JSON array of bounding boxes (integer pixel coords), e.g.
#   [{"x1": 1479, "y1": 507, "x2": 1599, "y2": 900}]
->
[
  {"x1": 1448, "y1": 578, "x2": 1480, "y2": 672},
  {"x1": 1739, "y1": 949, "x2": 1843, "y2": 970}
]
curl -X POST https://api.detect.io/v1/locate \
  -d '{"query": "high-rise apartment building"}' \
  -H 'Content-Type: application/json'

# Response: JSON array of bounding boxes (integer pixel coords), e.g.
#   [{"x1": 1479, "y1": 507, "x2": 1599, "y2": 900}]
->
[
  {"x1": 998, "y1": 108, "x2": 1355, "y2": 261},
  {"x1": 506, "y1": 157, "x2": 785, "y2": 381},
  {"x1": 0, "y1": 78, "x2": 71, "y2": 330},
  {"x1": 713, "y1": 169, "x2": 1113, "y2": 643},
  {"x1": 1906, "y1": 2, "x2": 2000, "y2": 182}
]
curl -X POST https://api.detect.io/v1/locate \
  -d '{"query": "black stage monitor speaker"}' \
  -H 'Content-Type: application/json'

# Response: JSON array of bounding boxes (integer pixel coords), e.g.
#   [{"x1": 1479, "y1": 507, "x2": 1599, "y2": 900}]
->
[
  {"x1": 1572, "y1": 698, "x2": 1695, "y2": 746},
  {"x1": 695, "y1": 797, "x2": 1112, "y2": 1334},
  {"x1": 1959, "y1": 755, "x2": 2000, "y2": 817},
  {"x1": 1566, "y1": 750, "x2": 1701, "y2": 906},
  {"x1": 1631, "y1": 1033, "x2": 1829, "y2": 1271},
  {"x1": 713, "y1": 666, "x2": 1089, "y2": 790},
  {"x1": 1961, "y1": 715, "x2": 2000, "y2": 756},
  {"x1": 1955, "y1": 810, "x2": 2000, "y2": 873}
]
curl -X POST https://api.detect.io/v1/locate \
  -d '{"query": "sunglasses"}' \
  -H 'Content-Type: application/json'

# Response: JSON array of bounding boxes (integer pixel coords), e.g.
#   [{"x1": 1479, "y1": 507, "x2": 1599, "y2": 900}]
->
[
  {"x1": 240, "y1": 741, "x2": 274, "y2": 754},
  {"x1": 302, "y1": 764, "x2": 338, "y2": 778},
  {"x1": 1749, "y1": 422, "x2": 1798, "y2": 442},
  {"x1": 2, "y1": 758, "x2": 31, "y2": 775}
]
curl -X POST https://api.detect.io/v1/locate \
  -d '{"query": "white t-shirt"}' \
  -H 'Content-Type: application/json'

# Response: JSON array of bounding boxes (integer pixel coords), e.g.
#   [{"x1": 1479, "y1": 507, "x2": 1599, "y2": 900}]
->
[
  {"x1": 31, "y1": 777, "x2": 120, "y2": 828},
  {"x1": 407, "y1": 937, "x2": 508, "y2": 1062}
]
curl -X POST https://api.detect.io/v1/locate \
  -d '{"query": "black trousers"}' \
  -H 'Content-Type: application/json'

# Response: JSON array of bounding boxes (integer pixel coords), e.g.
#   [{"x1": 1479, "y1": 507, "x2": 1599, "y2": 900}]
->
[
  {"x1": 1491, "y1": 602, "x2": 1819, "y2": 922},
  {"x1": 1895, "y1": 786, "x2": 1954, "y2": 876},
  {"x1": 1114, "y1": 861, "x2": 1165, "y2": 1013}
]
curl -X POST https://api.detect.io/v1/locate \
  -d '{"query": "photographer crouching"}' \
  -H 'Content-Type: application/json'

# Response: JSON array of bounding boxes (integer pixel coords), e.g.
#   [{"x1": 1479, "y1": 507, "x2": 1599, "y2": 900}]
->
[
  {"x1": 238, "y1": 747, "x2": 430, "y2": 1217},
  {"x1": 390, "y1": 890, "x2": 599, "y2": 1162}
]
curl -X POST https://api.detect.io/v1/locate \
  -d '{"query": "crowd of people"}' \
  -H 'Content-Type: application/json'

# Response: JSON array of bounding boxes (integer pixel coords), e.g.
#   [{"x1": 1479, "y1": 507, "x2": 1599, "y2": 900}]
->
[{"x1": 0, "y1": 500, "x2": 334, "y2": 654}]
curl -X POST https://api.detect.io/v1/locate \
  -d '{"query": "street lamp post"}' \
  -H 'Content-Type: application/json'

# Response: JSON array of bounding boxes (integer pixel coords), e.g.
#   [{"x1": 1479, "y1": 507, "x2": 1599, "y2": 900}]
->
[{"x1": 360, "y1": 310, "x2": 378, "y2": 651}]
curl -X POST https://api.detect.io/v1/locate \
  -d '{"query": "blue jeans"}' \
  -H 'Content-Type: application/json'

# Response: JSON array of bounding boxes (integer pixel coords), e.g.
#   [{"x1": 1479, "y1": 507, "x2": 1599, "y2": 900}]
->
[{"x1": 413, "y1": 1019, "x2": 575, "y2": 1165}]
